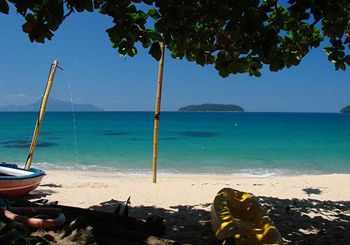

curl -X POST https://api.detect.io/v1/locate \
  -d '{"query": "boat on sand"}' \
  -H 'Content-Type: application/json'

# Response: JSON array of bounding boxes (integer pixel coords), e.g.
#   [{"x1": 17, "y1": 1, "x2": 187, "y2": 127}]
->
[
  {"x1": 0, "y1": 60, "x2": 59, "y2": 197},
  {"x1": 211, "y1": 188, "x2": 282, "y2": 244},
  {"x1": 0, "y1": 163, "x2": 45, "y2": 197}
]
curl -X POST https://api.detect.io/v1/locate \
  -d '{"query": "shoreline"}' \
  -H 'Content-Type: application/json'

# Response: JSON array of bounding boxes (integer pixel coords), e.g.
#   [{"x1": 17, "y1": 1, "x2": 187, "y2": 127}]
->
[{"x1": 32, "y1": 163, "x2": 350, "y2": 178}]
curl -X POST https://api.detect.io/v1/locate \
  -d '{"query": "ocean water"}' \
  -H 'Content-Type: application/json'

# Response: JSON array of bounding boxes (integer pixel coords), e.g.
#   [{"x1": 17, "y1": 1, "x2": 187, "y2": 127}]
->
[{"x1": 0, "y1": 112, "x2": 349, "y2": 176}]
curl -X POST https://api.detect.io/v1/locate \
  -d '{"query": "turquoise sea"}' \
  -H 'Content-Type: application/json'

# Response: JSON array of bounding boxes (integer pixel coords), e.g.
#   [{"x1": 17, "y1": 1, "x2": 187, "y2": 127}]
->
[{"x1": 0, "y1": 112, "x2": 349, "y2": 176}]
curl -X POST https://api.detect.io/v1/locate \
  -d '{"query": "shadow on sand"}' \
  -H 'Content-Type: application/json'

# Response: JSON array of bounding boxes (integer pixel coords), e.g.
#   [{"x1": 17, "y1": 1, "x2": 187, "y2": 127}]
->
[
  {"x1": 9, "y1": 188, "x2": 350, "y2": 245},
  {"x1": 90, "y1": 200, "x2": 216, "y2": 244},
  {"x1": 88, "y1": 196, "x2": 350, "y2": 244}
]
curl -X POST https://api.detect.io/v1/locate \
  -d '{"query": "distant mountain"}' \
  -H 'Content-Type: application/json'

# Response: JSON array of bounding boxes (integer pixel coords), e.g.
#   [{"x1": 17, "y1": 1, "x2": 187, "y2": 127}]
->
[
  {"x1": 0, "y1": 98, "x2": 103, "y2": 112},
  {"x1": 179, "y1": 104, "x2": 244, "y2": 112},
  {"x1": 341, "y1": 105, "x2": 350, "y2": 113}
]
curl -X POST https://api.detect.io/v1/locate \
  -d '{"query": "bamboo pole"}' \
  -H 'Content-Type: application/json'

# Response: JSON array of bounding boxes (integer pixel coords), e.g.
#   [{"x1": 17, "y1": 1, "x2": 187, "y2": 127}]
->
[
  {"x1": 25, "y1": 60, "x2": 59, "y2": 170},
  {"x1": 152, "y1": 41, "x2": 165, "y2": 183}
]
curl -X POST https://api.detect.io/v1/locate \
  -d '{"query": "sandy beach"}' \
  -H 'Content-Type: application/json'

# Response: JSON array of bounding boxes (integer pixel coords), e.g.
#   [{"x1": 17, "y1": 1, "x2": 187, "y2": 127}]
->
[{"x1": 33, "y1": 171, "x2": 350, "y2": 244}]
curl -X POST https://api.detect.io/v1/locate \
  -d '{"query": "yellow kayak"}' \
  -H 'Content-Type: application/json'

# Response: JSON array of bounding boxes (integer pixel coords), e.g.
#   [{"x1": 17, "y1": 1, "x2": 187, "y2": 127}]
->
[{"x1": 211, "y1": 188, "x2": 282, "y2": 244}]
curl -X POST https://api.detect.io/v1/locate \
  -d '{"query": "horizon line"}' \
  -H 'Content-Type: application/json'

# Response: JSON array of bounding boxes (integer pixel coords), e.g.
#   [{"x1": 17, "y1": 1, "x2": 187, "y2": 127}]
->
[{"x1": 0, "y1": 110, "x2": 346, "y2": 114}]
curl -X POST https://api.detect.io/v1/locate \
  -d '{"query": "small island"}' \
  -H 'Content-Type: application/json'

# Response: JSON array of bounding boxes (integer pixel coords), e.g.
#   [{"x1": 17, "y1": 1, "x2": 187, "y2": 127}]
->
[
  {"x1": 179, "y1": 104, "x2": 244, "y2": 112},
  {"x1": 341, "y1": 105, "x2": 350, "y2": 113}
]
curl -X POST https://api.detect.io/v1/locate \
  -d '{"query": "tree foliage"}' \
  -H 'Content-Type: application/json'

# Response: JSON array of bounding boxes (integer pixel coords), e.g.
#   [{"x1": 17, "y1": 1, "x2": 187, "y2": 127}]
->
[{"x1": 1, "y1": 0, "x2": 349, "y2": 77}]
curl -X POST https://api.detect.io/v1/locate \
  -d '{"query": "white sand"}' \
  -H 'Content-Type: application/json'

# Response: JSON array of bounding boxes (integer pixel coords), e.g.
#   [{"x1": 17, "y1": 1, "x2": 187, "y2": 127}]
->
[
  {"x1": 37, "y1": 171, "x2": 350, "y2": 209},
  {"x1": 34, "y1": 171, "x2": 350, "y2": 244}
]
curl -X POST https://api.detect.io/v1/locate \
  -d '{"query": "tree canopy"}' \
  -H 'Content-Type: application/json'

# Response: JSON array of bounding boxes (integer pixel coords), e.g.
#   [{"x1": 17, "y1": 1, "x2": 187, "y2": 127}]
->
[{"x1": 1, "y1": 0, "x2": 349, "y2": 77}]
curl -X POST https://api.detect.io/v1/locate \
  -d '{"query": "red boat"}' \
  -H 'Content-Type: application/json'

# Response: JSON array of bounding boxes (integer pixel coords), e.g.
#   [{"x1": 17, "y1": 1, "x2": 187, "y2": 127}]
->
[{"x1": 0, "y1": 162, "x2": 46, "y2": 197}]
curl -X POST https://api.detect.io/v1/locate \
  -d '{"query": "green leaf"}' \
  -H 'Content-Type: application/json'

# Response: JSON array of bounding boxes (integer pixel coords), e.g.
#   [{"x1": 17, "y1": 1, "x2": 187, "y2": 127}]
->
[
  {"x1": 269, "y1": 60, "x2": 283, "y2": 71},
  {"x1": 71, "y1": 0, "x2": 86, "y2": 12},
  {"x1": 252, "y1": 69, "x2": 261, "y2": 77},
  {"x1": 344, "y1": 55, "x2": 350, "y2": 65},
  {"x1": 154, "y1": 20, "x2": 163, "y2": 33},
  {"x1": 94, "y1": 0, "x2": 104, "y2": 9},
  {"x1": 196, "y1": 53, "x2": 206, "y2": 66},
  {"x1": 0, "y1": 0, "x2": 9, "y2": 14},
  {"x1": 85, "y1": 0, "x2": 93, "y2": 12},
  {"x1": 340, "y1": 63, "x2": 346, "y2": 70},
  {"x1": 323, "y1": 47, "x2": 333, "y2": 55},
  {"x1": 149, "y1": 42, "x2": 161, "y2": 60},
  {"x1": 130, "y1": 12, "x2": 146, "y2": 21},
  {"x1": 147, "y1": 30, "x2": 161, "y2": 41},
  {"x1": 142, "y1": 0, "x2": 153, "y2": 5},
  {"x1": 218, "y1": 66, "x2": 230, "y2": 77},
  {"x1": 128, "y1": 47, "x2": 137, "y2": 57},
  {"x1": 147, "y1": 8, "x2": 159, "y2": 19}
]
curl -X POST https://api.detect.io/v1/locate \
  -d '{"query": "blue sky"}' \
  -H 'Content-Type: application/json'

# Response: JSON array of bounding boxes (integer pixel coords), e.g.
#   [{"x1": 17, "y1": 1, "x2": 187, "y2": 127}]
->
[{"x1": 0, "y1": 10, "x2": 349, "y2": 112}]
